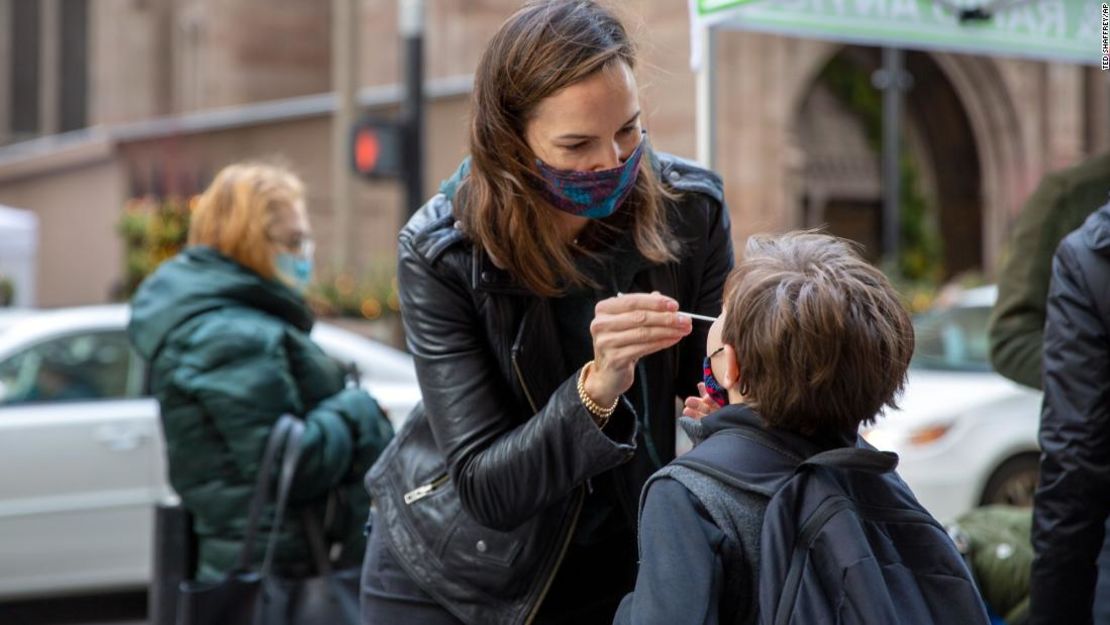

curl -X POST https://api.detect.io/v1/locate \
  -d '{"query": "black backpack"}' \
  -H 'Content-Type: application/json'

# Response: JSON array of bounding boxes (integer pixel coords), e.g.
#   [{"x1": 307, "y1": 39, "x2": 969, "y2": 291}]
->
[{"x1": 671, "y1": 425, "x2": 991, "y2": 625}]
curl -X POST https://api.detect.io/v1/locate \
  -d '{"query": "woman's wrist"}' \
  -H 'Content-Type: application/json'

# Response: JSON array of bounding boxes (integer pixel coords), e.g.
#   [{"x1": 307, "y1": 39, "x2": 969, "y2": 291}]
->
[{"x1": 578, "y1": 361, "x2": 619, "y2": 426}]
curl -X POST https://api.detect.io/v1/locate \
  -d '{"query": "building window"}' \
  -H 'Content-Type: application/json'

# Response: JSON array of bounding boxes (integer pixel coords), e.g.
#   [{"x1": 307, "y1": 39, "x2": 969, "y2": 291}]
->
[
  {"x1": 10, "y1": 0, "x2": 40, "y2": 137},
  {"x1": 6, "y1": 0, "x2": 88, "y2": 139},
  {"x1": 59, "y1": 0, "x2": 88, "y2": 132}
]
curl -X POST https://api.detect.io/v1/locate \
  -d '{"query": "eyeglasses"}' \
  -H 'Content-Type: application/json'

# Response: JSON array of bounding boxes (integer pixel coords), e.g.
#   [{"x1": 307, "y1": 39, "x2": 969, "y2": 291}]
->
[{"x1": 269, "y1": 235, "x2": 315, "y2": 257}]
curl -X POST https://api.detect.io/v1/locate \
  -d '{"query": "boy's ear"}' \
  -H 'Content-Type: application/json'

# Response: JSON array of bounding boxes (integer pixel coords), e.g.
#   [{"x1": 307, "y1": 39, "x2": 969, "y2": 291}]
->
[{"x1": 721, "y1": 344, "x2": 742, "y2": 390}]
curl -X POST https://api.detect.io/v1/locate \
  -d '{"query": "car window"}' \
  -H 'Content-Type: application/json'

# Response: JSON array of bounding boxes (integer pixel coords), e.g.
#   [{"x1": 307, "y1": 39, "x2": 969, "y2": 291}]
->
[
  {"x1": 0, "y1": 331, "x2": 138, "y2": 405},
  {"x1": 911, "y1": 304, "x2": 992, "y2": 372}
]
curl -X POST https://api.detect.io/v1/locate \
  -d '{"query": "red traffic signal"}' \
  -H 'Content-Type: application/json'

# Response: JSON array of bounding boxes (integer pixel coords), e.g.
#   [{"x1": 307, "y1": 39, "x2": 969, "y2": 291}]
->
[
  {"x1": 355, "y1": 129, "x2": 380, "y2": 173},
  {"x1": 351, "y1": 118, "x2": 402, "y2": 179}
]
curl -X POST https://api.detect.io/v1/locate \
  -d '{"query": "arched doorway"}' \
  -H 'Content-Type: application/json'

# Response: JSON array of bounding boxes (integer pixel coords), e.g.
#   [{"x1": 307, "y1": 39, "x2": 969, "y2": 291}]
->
[{"x1": 794, "y1": 46, "x2": 983, "y2": 282}]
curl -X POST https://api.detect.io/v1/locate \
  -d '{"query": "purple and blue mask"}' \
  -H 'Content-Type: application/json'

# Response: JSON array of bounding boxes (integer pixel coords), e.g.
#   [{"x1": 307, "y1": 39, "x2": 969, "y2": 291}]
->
[
  {"x1": 703, "y1": 346, "x2": 729, "y2": 408},
  {"x1": 532, "y1": 132, "x2": 646, "y2": 219}
]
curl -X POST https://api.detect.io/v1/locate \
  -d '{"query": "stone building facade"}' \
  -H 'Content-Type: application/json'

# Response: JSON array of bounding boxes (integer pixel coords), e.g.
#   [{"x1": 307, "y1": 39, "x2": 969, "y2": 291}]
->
[{"x1": 0, "y1": 0, "x2": 1106, "y2": 305}]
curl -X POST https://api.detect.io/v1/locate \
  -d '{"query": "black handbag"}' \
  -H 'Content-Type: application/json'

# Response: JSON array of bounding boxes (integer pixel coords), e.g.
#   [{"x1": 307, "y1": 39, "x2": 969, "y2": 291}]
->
[
  {"x1": 150, "y1": 500, "x2": 197, "y2": 625},
  {"x1": 175, "y1": 415, "x2": 361, "y2": 625}
]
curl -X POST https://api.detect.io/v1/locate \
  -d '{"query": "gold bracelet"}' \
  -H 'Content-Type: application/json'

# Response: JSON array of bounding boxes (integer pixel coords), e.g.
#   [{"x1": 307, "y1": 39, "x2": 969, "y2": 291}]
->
[{"x1": 577, "y1": 360, "x2": 618, "y2": 427}]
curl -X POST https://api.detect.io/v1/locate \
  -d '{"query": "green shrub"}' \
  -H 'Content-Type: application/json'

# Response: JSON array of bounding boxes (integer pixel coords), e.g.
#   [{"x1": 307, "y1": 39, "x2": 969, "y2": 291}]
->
[{"x1": 117, "y1": 196, "x2": 193, "y2": 298}]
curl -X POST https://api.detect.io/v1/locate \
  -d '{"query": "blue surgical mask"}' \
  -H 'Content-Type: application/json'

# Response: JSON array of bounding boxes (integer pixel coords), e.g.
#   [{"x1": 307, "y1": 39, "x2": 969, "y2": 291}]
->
[{"x1": 276, "y1": 253, "x2": 313, "y2": 292}]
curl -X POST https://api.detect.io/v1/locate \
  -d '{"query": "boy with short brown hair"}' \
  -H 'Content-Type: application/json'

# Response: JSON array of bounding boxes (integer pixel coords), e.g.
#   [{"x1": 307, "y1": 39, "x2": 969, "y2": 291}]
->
[{"x1": 614, "y1": 231, "x2": 987, "y2": 625}]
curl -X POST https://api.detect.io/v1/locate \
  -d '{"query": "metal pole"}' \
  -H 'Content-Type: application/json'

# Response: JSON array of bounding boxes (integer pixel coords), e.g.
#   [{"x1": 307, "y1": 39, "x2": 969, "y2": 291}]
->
[
  {"x1": 400, "y1": 0, "x2": 425, "y2": 218},
  {"x1": 879, "y1": 47, "x2": 905, "y2": 268},
  {"x1": 695, "y1": 25, "x2": 717, "y2": 170},
  {"x1": 331, "y1": 0, "x2": 359, "y2": 272}
]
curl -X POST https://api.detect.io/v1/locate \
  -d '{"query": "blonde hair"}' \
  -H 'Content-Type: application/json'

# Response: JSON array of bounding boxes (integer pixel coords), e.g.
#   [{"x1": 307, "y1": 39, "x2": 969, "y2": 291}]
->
[{"x1": 188, "y1": 163, "x2": 304, "y2": 279}]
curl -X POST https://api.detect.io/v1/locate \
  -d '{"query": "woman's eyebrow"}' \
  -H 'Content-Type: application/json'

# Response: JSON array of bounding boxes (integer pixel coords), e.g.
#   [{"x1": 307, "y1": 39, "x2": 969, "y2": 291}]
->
[
  {"x1": 622, "y1": 111, "x2": 641, "y2": 127},
  {"x1": 554, "y1": 111, "x2": 642, "y2": 142}
]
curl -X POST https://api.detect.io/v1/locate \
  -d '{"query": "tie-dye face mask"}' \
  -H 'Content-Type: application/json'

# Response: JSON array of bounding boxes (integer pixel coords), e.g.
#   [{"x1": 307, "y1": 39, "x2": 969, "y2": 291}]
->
[{"x1": 532, "y1": 133, "x2": 646, "y2": 219}]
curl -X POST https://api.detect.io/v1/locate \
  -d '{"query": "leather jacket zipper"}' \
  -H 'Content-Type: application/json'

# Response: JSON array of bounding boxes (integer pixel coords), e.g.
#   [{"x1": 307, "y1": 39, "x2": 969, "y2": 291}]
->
[
  {"x1": 512, "y1": 348, "x2": 585, "y2": 625},
  {"x1": 403, "y1": 473, "x2": 449, "y2": 505},
  {"x1": 511, "y1": 351, "x2": 540, "y2": 415}
]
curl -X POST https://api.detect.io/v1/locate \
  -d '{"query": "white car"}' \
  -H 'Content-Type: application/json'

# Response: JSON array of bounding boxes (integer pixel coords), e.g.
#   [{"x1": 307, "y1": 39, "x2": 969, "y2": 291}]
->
[
  {"x1": 863, "y1": 286, "x2": 1043, "y2": 524},
  {"x1": 0, "y1": 305, "x2": 420, "y2": 600}
]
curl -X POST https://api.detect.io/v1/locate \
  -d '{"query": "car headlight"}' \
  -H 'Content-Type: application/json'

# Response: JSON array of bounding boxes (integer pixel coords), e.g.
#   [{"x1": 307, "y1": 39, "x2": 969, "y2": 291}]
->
[
  {"x1": 863, "y1": 421, "x2": 955, "y2": 451},
  {"x1": 907, "y1": 423, "x2": 953, "y2": 447}
]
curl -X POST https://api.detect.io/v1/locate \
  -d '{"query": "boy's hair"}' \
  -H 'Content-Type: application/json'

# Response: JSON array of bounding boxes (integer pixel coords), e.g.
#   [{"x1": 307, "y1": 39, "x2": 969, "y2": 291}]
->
[{"x1": 722, "y1": 231, "x2": 914, "y2": 435}]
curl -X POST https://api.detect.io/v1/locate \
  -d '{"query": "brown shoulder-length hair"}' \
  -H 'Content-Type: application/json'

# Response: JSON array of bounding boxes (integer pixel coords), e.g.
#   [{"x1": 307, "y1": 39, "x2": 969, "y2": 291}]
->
[
  {"x1": 458, "y1": 0, "x2": 677, "y2": 297},
  {"x1": 722, "y1": 232, "x2": 915, "y2": 435}
]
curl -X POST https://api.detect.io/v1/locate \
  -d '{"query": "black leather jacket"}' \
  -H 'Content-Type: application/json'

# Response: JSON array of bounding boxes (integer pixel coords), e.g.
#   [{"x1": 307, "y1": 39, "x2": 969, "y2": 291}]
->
[
  {"x1": 1030, "y1": 203, "x2": 1110, "y2": 625},
  {"x1": 366, "y1": 152, "x2": 734, "y2": 625}
]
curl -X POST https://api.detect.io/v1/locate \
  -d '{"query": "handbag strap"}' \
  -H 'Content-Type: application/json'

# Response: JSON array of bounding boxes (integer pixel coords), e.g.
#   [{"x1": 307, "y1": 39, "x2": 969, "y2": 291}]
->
[
  {"x1": 259, "y1": 418, "x2": 306, "y2": 576},
  {"x1": 237, "y1": 414, "x2": 297, "y2": 570},
  {"x1": 301, "y1": 507, "x2": 361, "y2": 621},
  {"x1": 255, "y1": 418, "x2": 361, "y2": 621},
  {"x1": 301, "y1": 509, "x2": 335, "y2": 577}
]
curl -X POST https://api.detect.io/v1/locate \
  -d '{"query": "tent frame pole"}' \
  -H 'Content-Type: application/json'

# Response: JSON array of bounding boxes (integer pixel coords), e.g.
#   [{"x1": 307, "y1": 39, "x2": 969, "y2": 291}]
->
[{"x1": 696, "y1": 24, "x2": 717, "y2": 170}]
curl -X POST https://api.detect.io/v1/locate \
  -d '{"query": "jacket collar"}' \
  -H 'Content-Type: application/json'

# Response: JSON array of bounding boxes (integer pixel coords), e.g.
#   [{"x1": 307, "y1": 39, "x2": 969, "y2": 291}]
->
[
  {"x1": 128, "y1": 246, "x2": 314, "y2": 361},
  {"x1": 1082, "y1": 200, "x2": 1110, "y2": 255}
]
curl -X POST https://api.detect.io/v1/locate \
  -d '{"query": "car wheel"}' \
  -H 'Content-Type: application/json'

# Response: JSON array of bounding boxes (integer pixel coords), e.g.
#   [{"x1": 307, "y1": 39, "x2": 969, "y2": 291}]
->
[{"x1": 980, "y1": 453, "x2": 1040, "y2": 508}]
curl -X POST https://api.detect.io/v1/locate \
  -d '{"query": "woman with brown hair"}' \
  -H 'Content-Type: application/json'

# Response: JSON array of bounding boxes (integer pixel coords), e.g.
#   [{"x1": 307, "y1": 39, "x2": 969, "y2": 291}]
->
[{"x1": 362, "y1": 2, "x2": 733, "y2": 624}]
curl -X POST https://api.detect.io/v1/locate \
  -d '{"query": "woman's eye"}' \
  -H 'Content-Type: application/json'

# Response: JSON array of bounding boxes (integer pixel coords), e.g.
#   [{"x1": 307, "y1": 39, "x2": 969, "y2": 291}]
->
[
  {"x1": 562, "y1": 142, "x2": 587, "y2": 151},
  {"x1": 619, "y1": 126, "x2": 636, "y2": 135}
]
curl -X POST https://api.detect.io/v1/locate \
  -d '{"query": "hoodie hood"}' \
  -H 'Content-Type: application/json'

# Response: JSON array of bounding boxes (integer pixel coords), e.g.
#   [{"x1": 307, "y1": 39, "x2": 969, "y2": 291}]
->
[
  {"x1": 679, "y1": 403, "x2": 767, "y2": 444},
  {"x1": 439, "y1": 158, "x2": 471, "y2": 203},
  {"x1": 1083, "y1": 200, "x2": 1110, "y2": 254},
  {"x1": 680, "y1": 403, "x2": 858, "y2": 456},
  {"x1": 128, "y1": 246, "x2": 313, "y2": 361}
]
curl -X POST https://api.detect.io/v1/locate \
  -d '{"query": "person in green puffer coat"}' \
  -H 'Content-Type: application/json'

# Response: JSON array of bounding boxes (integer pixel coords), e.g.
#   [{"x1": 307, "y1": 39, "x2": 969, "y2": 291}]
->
[{"x1": 128, "y1": 163, "x2": 393, "y2": 582}]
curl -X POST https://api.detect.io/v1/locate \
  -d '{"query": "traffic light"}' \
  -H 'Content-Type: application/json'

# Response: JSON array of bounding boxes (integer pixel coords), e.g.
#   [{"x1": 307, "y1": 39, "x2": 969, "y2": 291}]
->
[{"x1": 350, "y1": 117, "x2": 402, "y2": 179}]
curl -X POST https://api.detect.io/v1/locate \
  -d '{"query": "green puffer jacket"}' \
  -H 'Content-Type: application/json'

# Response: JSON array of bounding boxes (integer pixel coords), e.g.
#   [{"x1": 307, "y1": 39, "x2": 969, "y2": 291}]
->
[
  {"x1": 948, "y1": 506, "x2": 1032, "y2": 625},
  {"x1": 128, "y1": 246, "x2": 393, "y2": 581}
]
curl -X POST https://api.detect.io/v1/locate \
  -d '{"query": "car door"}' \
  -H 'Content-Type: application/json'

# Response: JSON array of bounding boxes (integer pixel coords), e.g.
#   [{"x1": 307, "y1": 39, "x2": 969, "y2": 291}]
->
[{"x1": 0, "y1": 329, "x2": 161, "y2": 598}]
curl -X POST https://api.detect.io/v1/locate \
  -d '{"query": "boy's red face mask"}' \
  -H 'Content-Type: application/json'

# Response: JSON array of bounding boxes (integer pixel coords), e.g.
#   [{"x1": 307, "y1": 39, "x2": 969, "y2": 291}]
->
[{"x1": 703, "y1": 346, "x2": 729, "y2": 407}]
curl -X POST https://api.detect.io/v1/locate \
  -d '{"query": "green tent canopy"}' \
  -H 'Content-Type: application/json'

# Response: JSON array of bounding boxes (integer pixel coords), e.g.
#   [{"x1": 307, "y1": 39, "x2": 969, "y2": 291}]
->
[{"x1": 690, "y1": 0, "x2": 1100, "y2": 68}]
